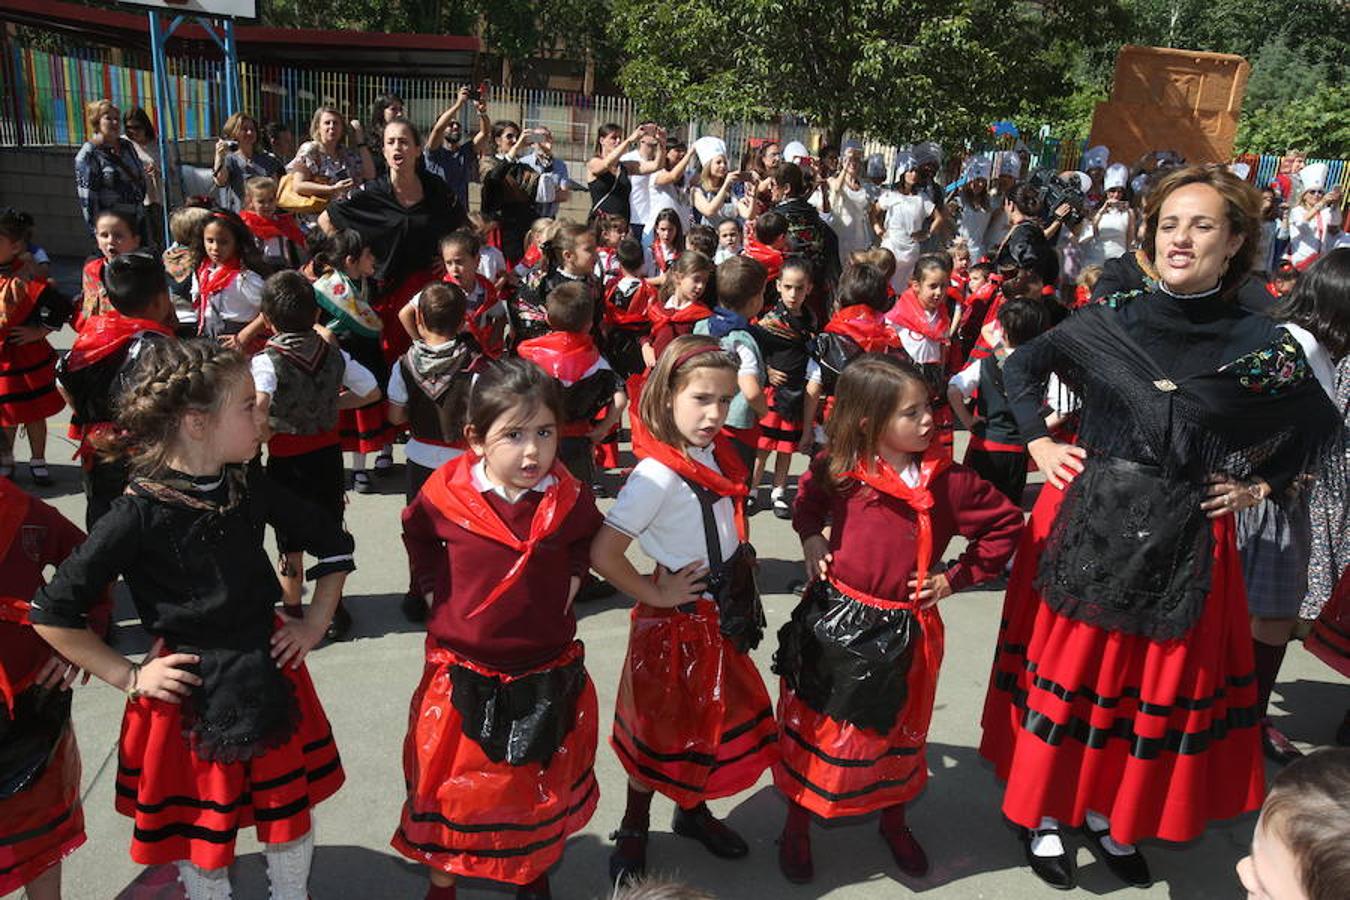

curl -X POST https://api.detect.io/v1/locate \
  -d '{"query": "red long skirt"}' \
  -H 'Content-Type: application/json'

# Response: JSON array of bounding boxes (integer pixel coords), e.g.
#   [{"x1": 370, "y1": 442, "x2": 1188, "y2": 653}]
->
[
  {"x1": 114, "y1": 660, "x2": 344, "y2": 869},
  {"x1": 775, "y1": 605, "x2": 944, "y2": 819},
  {"x1": 392, "y1": 642, "x2": 599, "y2": 886},
  {"x1": 612, "y1": 600, "x2": 779, "y2": 807},
  {"x1": 0, "y1": 726, "x2": 84, "y2": 895},
  {"x1": 1307, "y1": 565, "x2": 1350, "y2": 678},
  {"x1": 0, "y1": 340, "x2": 63, "y2": 426},
  {"x1": 979, "y1": 482, "x2": 1263, "y2": 845}
]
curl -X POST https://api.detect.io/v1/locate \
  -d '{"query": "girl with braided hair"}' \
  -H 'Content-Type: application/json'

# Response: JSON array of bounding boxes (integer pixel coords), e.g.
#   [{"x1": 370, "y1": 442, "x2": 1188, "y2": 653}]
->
[{"x1": 29, "y1": 339, "x2": 356, "y2": 900}]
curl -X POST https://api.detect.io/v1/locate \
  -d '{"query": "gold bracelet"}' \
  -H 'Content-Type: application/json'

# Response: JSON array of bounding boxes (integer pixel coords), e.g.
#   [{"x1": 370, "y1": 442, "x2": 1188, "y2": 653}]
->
[{"x1": 126, "y1": 662, "x2": 142, "y2": 701}]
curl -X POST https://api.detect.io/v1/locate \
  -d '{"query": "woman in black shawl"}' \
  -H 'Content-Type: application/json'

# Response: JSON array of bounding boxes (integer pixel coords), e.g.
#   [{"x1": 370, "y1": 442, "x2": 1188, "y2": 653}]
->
[
  {"x1": 979, "y1": 166, "x2": 1339, "y2": 891},
  {"x1": 319, "y1": 118, "x2": 466, "y2": 486}
]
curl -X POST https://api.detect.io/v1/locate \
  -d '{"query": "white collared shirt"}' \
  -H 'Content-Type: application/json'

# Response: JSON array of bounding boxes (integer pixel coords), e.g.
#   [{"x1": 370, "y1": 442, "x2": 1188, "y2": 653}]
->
[
  {"x1": 470, "y1": 458, "x2": 557, "y2": 503},
  {"x1": 606, "y1": 444, "x2": 738, "y2": 571}
]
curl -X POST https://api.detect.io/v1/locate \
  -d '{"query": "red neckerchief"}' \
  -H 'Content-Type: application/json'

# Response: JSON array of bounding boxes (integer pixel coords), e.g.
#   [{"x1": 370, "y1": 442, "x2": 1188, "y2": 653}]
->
[
  {"x1": 195, "y1": 257, "x2": 244, "y2": 329},
  {"x1": 743, "y1": 238, "x2": 784, "y2": 281},
  {"x1": 604, "y1": 276, "x2": 656, "y2": 329},
  {"x1": 1074, "y1": 284, "x2": 1093, "y2": 308},
  {"x1": 78, "y1": 256, "x2": 110, "y2": 328},
  {"x1": 0, "y1": 274, "x2": 45, "y2": 335},
  {"x1": 630, "y1": 414, "x2": 749, "y2": 541},
  {"x1": 652, "y1": 240, "x2": 680, "y2": 273},
  {"x1": 520, "y1": 242, "x2": 540, "y2": 268},
  {"x1": 450, "y1": 274, "x2": 505, "y2": 358},
  {"x1": 65, "y1": 310, "x2": 174, "y2": 372},
  {"x1": 517, "y1": 330, "x2": 601, "y2": 384},
  {"x1": 847, "y1": 454, "x2": 950, "y2": 604},
  {"x1": 648, "y1": 298, "x2": 713, "y2": 330},
  {"x1": 239, "y1": 210, "x2": 306, "y2": 248},
  {"x1": 825, "y1": 304, "x2": 899, "y2": 353},
  {"x1": 419, "y1": 453, "x2": 581, "y2": 619},
  {"x1": 886, "y1": 288, "x2": 951, "y2": 342},
  {"x1": 951, "y1": 272, "x2": 969, "y2": 295}
]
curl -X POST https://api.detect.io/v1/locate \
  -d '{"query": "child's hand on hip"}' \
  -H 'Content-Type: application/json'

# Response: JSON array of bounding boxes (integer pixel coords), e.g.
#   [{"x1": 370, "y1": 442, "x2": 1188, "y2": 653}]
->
[
  {"x1": 802, "y1": 534, "x2": 832, "y2": 582},
  {"x1": 652, "y1": 562, "x2": 708, "y2": 608},
  {"x1": 908, "y1": 573, "x2": 952, "y2": 608},
  {"x1": 271, "y1": 617, "x2": 325, "y2": 669},
  {"x1": 135, "y1": 653, "x2": 203, "y2": 702}
]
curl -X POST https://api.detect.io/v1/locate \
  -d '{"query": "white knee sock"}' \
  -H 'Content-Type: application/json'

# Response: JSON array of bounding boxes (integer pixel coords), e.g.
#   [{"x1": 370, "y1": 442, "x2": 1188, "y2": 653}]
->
[
  {"x1": 1030, "y1": 816, "x2": 1064, "y2": 857},
  {"x1": 1086, "y1": 809, "x2": 1136, "y2": 855},
  {"x1": 176, "y1": 862, "x2": 233, "y2": 900},
  {"x1": 264, "y1": 831, "x2": 315, "y2": 900}
]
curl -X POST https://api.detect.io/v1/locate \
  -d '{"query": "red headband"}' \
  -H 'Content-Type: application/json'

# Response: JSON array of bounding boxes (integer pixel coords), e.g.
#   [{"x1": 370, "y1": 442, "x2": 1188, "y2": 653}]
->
[{"x1": 670, "y1": 345, "x2": 727, "y2": 372}]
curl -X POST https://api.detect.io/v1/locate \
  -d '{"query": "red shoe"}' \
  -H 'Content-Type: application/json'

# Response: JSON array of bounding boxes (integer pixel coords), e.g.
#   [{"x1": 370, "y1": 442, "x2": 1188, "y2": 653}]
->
[
  {"x1": 880, "y1": 822, "x2": 930, "y2": 878},
  {"x1": 777, "y1": 830, "x2": 814, "y2": 884}
]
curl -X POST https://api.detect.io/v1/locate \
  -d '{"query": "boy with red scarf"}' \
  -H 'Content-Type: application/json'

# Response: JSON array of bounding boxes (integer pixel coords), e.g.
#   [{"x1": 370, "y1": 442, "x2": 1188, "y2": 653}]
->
[
  {"x1": 397, "y1": 359, "x2": 603, "y2": 900},
  {"x1": 517, "y1": 282, "x2": 626, "y2": 487},
  {"x1": 239, "y1": 177, "x2": 306, "y2": 271},
  {"x1": 56, "y1": 252, "x2": 175, "y2": 528},
  {"x1": 0, "y1": 478, "x2": 110, "y2": 900},
  {"x1": 810, "y1": 262, "x2": 907, "y2": 423}
]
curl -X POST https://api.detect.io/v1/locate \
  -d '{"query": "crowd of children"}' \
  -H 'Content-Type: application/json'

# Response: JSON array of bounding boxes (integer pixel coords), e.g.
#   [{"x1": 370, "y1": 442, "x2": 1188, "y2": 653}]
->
[{"x1": 0, "y1": 124, "x2": 1347, "y2": 900}]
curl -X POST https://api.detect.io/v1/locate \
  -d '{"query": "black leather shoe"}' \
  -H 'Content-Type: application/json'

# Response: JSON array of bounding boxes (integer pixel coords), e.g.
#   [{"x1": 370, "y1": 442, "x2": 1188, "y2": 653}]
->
[
  {"x1": 1022, "y1": 827, "x2": 1076, "y2": 891},
  {"x1": 400, "y1": 591, "x2": 428, "y2": 624},
  {"x1": 325, "y1": 601, "x2": 352, "y2": 642},
  {"x1": 672, "y1": 804, "x2": 749, "y2": 859},
  {"x1": 1082, "y1": 823, "x2": 1152, "y2": 888},
  {"x1": 608, "y1": 827, "x2": 647, "y2": 885}
]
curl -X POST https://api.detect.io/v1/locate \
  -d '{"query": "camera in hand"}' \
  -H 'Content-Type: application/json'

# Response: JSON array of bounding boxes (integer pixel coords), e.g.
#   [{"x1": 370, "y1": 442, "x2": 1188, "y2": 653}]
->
[
  {"x1": 223, "y1": 140, "x2": 239, "y2": 151},
  {"x1": 1026, "y1": 168, "x2": 1086, "y2": 229}
]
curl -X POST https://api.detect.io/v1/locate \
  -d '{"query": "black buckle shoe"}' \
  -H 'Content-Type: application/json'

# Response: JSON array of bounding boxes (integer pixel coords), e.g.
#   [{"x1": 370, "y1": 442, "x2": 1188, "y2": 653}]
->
[
  {"x1": 1022, "y1": 827, "x2": 1076, "y2": 891},
  {"x1": 608, "y1": 827, "x2": 648, "y2": 886},
  {"x1": 1081, "y1": 823, "x2": 1152, "y2": 888},
  {"x1": 672, "y1": 804, "x2": 749, "y2": 859},
  {"x1": 325, "y1": 601, "x2": 353, "y2": 642}
]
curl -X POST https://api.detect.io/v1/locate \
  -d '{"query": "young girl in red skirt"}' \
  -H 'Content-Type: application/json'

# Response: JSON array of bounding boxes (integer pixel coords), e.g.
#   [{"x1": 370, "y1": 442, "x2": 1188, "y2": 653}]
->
[
  {"x1": 30, "y1": 339, "x2": 355, "y2": 900},
  {"x1": 773, "y1": 354, "x2": 1022, "y2": 884},
  {"x1": 0, "y1": 210, "x2": 68, "y2": 485},
  {"x1": 396, "y1": 358, "x2": 603, "y2": 900},
  {"x1": 592, "y1": 335, "x2": 779, "y2": 884},
  {"x1": 0, "y1": 477, "x2": 108, "y2": 900}
]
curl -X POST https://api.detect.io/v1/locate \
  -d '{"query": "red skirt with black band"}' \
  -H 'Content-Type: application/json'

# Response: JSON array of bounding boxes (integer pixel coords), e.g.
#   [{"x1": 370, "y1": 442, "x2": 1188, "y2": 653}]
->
[
  {"x1": 114, "y1": 652, "x2": 344, "y2": 869},
  {"x1": 979, "y1": 482, "x2": 1263, "y2": 845},
  {"x1": 392, "y1": 641, "x2": 598, "y2": 886},
  {"x1": 1307, "y1": 565, "x2": 1350, "y2": 678},
  {"x1": 611, "y1": 599, "x2": 779, "y2": 808},
  {"x1": 0, "y1": 725, "x2": 84, "y2": 895},
  {"x1": 772, "y1": 579, "x2": 943, "y2": 819},
  {"x1": 756, "y1": 386, "x2": 804, "y2": 454},
  {"x1": 0, "y1": 340, "x2": 63, "y2": 427}
]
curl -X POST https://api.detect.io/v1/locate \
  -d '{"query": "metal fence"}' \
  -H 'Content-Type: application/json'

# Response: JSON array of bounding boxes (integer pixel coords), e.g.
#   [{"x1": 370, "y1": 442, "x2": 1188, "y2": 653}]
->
[{"x1": 4, "y1": 39, "x2": 1349, "y2": 201}]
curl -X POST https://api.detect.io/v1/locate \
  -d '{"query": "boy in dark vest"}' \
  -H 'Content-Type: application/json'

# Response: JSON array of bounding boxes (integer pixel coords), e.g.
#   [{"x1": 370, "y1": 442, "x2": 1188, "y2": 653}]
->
[
  {"x1": 386, "y1": 281, "x2": 485, "y2": 623},
  {"x1": 252, "y1": 271, "x2": 378, "y2": 637},
  {"x1": 56, "y1": 251, "x2": 175, "y2": 529},
  {"x1": 946, "y1": 297, "x2": 1052, "y2": 505}
]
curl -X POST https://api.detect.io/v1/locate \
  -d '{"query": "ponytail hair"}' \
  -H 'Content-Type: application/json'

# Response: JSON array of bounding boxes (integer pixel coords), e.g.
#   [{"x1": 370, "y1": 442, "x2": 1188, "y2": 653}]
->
[{"x1": 312, "y1": 229, "x2": 366, "y2": 277}]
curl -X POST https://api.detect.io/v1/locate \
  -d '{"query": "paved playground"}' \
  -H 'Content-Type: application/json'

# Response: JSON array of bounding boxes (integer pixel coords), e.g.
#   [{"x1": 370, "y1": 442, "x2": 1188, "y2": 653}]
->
[{"x1": 21, "y1": 291, "x2": 1345, "y2": 900}]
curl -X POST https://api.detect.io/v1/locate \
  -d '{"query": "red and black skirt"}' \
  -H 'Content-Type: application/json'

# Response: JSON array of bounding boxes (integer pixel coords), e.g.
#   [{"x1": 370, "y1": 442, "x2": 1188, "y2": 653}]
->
[
  {"x1": 1307, "y1": 565, "x2": 1350, "y2": 678},
  {"x1": 392, "y1": 641, "x2": 599, "y2": 886},
  {"x1": 979, "y1": 482, "x2": 1263, "y2": 845},
  {"x1": 0, "y1": 339, "x2": 63, "y2": 427},
  {"x1": 611, "y1": 599, "x2": 779, "y2": 808},
  {"x1": 756, "y1": 386, "x2": 804, "y2": 455},
  {"x1": 772, "y1": 580, "x2": 943, "y2": 818},
  {"x1": 114, "y1": 657, "x2": 344, "y2": 869},
  {"x1": 0, "y1": 723, "x2": 84, "y2": 894}
]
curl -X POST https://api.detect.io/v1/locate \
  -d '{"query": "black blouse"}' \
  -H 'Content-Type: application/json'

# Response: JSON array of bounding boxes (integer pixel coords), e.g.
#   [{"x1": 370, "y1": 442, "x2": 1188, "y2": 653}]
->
[{"x1": 326, "y1": 171, "x2": 466, "y2": 291}]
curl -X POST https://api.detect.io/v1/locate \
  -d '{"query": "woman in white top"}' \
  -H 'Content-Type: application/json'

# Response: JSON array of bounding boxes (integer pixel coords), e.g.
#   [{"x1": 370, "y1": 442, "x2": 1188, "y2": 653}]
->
[
  {"x1": 954, "y1": 158, "x2": 994, "y2": 262},
  {"x1": 645, "y1": 138, "x2": 696, "y2": 236},
  {"x1": 1084, "y1": 163, "x2": 1136, "y2": 267},
  {"x1": 1286, "y1": 162, "x2": 1343, "y2": 269},
  {"x1": 286, "y1": 106, "x2": 375, "y2": 206},
  {"x1": 876, "y1": 151, "x2": 945, "y2": 294},
  {"x1": 828, "y1": 145, "x2": 875, "y2": 265},
  {"x1": 691, "y1": 136, "x2": 754, "y2": 225}
]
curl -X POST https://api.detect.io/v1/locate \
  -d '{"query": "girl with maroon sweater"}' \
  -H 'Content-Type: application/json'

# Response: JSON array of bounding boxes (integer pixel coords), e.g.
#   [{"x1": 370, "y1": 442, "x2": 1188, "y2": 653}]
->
[
  {"x1": 396, "y1": 357, "x2": 603, "y2": 900},
  {"x1": 773, "y1": 354, "x2": 1023, "y2": 884}
]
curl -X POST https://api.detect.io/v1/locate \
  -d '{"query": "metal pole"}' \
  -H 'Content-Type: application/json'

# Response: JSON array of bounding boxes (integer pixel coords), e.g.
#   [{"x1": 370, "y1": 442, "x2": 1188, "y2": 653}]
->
[
  {"x1": 148, "y1": 11, "x2": 173, "y2": 248},
  {"x1": 222, "y1": 18, "x2": 240, "y2": 118}
]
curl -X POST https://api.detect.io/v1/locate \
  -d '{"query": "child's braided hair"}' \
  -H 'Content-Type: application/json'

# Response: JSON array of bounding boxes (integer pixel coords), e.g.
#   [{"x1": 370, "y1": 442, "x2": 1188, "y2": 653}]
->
[{"x1": 97, "y1": 338, "x2": 250, "y2": 475}]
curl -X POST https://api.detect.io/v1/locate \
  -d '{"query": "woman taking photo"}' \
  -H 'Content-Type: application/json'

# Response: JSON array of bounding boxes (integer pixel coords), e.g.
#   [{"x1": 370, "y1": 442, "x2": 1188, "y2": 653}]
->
[
  {"x1": 980, "y1": 166, "x2": 1340, "y2": 891},
  {"x1": 691, "y1": 136, "x2": 752, "y2": 225},
  {"x1": 73, "y1": 99, "x2": 146, "y2": 238},
  {"x1": 480, "y1": 120, "x2": 547, "y2": 264},
  {"x1": 952, "y1": 157, "x2": 993, "y2": 264},
  {"x1": 828, "y1": 145, "x2": 875, "y2": 264},
  {"x1": 286, "y1": 106, "x2": 375, "y2": 208},
  {"x1": 586, "y1": 122, "x2": 663, "y2": 226},
  {"x1": 210, "y1": 111, "x2": 284, "y2": 208}
]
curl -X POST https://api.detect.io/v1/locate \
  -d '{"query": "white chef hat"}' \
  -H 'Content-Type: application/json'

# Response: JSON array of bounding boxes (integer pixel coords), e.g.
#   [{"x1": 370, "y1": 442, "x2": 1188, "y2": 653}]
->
[
  {"x1": 1104, "y1": 162, "x2": 1129, "y2": 190},
  {"x1": 1067, "y1": 171, "x2": 1092, "y2": 193},
  {"x1": 866, "y1": 153, "x2": 887, "y2": 180},
  {"x1": 692, "y1": 136, "x2": 728, "y2": 168},
  {"x1": 964, "y1": 156, "x2": 992, "y2": 181},
  {"x1": 1229, "y1": 162, "x2": 1251, "y2": 182},
  {"x1": 997, "y1": 153, "x2": 1022, "y2": 179},
  {"x1": 1298, "y1": 162, "x2": 1329, "y2": 193},
  {"x1": 913, "y1": 141, "x2": 942, "y2": 167},
  {"x1": 783, "y1": 140, "x2": 811, "y2": 165},
  {"x1": 842, "y1": 139, "x2": 863, "y2": 155},
  {"x1": 1083, "y1": 145, "x2": 1109, "y2": 171},
  {"x1": 892, "y1": 148, "x2": 918, "y2": 181},
  {"x1": 1130, "y1": 173, "x2": 1149, "y2": 195}
]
